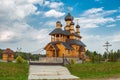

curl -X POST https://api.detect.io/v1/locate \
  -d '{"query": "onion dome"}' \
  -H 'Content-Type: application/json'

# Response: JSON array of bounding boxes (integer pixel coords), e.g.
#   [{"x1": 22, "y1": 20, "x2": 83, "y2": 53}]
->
[
  {"x1": 56, "y1": 21, "x2": 62, "y2": 27},
  {"x1": 64, "y1": 13, "x2": 74, "y2": 21},
  {"x1": 76, "y1": 24, "x2": 80, "y2": 28},
  {"x1": 70, "y1": 22, "x2": 74, "y2": 25},
  {"x1": 56, "y1": 21, "x2": 61, "y2": 23}
]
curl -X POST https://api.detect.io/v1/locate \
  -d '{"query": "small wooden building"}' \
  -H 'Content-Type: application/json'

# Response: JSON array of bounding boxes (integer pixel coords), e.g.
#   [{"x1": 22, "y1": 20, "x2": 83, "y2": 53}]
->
[
  {"x1": 2, "y1": 48, "x2": 14, "y2": 61},
  {"x1": 44, "y1": 13, "x2": 86, "y2": 58}
]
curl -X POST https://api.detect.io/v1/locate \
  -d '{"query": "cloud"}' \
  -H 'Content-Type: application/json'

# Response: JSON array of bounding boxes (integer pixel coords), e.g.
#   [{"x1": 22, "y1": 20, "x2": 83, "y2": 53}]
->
[
  {"x1": 106, "y1": 24, "x2": 116, "y2": 27},
  {"x1": 43, "y1": 1, "x2": 64, "y2": 10},
  {"x1": 44, "y1": 21, "x2": 56, "y2": 26},
  {"x1": 49, "y1": 2, "x2": 64, "y2": 9},
  {"x1": 0, "y1": 31, "x2": 15, "y2": 42},
  {"x1": 44, "y1": 9, "x2": 65, "y2": 18},
  {"x1": 116, "y1": 15, "x2": 120, "y2": 20},
  {"x1": 75, "y1": 7, "x2": 116, "y2": 28},
  {"x1": 83, "y1": 7, "x2": 103, "y2": 15}
]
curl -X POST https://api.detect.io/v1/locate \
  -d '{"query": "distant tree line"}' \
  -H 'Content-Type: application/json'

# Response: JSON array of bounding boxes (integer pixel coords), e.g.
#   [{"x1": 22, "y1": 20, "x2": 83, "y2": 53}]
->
[{"x1": 86, "y1": 49, "x2": 120, "y2": 63}]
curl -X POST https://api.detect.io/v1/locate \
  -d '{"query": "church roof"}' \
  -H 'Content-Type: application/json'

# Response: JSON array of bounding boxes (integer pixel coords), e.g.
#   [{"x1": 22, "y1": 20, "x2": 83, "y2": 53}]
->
[
  {"x1": 63, "y1": 30, "x2": 70, "y2": 35},
  {"x1": 49, "y1": 28, "x2": 64, "y2": 35},
  {"x1": 66, "y1": 39, "x2": 86, "y2": 47},
  {"x1": 47, "y1": 41, "x2": 73, "y2": 50},
  {"x1": 49, "y1": 29, "x2": 71, "y2": 36},
  {"x1": 64, "y1": 13, "x2": 74, "y2": 21},
  {"x1": 70, "y1": 33, "x2": 82, "y2": 38}
]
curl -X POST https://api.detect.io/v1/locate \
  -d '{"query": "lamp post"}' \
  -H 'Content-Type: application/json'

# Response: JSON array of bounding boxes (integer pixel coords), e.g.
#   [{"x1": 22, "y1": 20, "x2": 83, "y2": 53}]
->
[
  {"x1": 17, "y1": 48, "x2": 22, "y2": 56},
  {"x1": 103, "y1": 41, "x2": 112, "y2": 62}
]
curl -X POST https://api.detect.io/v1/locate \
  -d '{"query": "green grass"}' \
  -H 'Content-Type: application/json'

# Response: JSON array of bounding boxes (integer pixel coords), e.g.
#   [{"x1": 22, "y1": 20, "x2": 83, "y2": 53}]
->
[
  {"x1": 66, "y1": 62, "x2": 120, "y2": 79},
  {"x1": 0, "y1": 62, "x2": 28, "y2": 80}
]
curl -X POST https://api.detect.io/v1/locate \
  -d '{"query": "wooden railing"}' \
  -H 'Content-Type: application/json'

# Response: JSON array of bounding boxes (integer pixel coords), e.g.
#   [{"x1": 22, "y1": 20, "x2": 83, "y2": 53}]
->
[{"x1": 29, "y1": 57, "x2": 81, "y2": 65}]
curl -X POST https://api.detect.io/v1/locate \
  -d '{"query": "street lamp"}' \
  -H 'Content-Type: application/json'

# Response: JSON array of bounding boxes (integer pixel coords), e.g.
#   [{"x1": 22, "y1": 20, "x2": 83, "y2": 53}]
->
[{"x1": 17, "y1": 48, "x2": 22, "y2": 56}]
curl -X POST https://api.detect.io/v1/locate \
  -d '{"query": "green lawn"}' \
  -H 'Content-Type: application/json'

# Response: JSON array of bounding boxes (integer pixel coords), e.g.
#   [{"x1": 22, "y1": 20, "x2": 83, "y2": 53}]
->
[
  {"x1": 0, "y1": 62, "x2": 28, "y2": 80},
  {"x1": 66, "y1": 62, "x2": 120, "y2": 79}
]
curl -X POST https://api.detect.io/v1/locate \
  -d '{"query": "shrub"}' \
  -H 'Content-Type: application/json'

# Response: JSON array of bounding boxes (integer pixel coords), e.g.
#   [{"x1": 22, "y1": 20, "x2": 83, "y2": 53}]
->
[
  {"x1": 70, "y1": 59, "x2": 76, "y2": 64},
  {"x1": 16, "y1": 55, "x2": 26, "y2": 63}
]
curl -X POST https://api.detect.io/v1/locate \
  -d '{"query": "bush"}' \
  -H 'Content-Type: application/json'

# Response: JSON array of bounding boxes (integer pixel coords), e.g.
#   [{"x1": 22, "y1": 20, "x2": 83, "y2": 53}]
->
[
  {"x1": 70, "y1": 59, "x2": 76, "y2": 64},
  {"x1": 16, "y1": 55, "x2": 26, "y2": 63}
]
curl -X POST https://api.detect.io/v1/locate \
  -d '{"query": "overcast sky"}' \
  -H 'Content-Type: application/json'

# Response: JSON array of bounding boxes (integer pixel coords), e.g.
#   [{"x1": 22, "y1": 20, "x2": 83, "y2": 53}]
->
[{"x1": 0, "y1": 0, "x2": 120, "y2": 54}]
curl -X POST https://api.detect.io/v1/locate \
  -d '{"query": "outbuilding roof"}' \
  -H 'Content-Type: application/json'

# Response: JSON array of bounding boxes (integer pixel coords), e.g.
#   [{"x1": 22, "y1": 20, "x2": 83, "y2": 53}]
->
[{"x1": 2, "y1": 48, "x2": 14, "y2": 54}]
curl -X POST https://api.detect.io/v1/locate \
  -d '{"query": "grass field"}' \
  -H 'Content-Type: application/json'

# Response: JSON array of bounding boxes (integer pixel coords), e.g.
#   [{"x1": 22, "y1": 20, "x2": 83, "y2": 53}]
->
[
  {"x1": 0, "y1": 62, "x2": 28, "y2": 80},
  {"x1": 66, "y1": 62, "x2": 120, "y2": 79}
]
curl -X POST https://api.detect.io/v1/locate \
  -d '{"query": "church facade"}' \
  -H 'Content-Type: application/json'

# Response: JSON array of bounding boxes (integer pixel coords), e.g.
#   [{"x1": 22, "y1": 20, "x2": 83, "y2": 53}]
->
[{"x1": 44, "y1": 13, "x2": 86, "y2": 58}]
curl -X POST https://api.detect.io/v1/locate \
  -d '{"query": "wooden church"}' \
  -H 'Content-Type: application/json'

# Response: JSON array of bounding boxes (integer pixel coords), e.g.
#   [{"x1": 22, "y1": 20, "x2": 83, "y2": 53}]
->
[{"x1": 44, "y1": 13, "x2": 86, "y2": 58}]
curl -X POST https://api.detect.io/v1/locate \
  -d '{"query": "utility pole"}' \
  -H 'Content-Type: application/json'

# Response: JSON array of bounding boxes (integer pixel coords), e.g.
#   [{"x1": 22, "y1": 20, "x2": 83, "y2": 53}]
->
[{"x1": 103, "y1": 41, "x2": 112, "y2": 61}]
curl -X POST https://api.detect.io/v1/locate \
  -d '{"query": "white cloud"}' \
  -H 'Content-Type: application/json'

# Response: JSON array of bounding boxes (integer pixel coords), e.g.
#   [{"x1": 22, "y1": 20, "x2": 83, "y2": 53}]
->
[
  {"x1": 44, "y1": 1, "x2": 50, "y2": 6},
  {"x1": 75, "y1": 7, "x2": 116, "y2": 28},
  {"x1": 43, "y1": 1, "x2": 64, "y2": 10},
  {"x1": 44, "y1": 21, "x2": 56, "y2": 26},
  {"x1": 116, "y1": 15, "x2": 120, "y2": 20},
  {"x1": 44, "y1": 9, "x2": 65, "y2": 18},
  {"x1": 0, "y1": 31, "x2": 15, "y2": 42},
  {"x1": 83, "y1": 7, "x2": 103, "y2": 14},
  {"x1": 49, "y1": 2, "x2": 63, "y2": 9},
  {"x1": 106, "y1": 24, "x2": 116, "y2": 27}
]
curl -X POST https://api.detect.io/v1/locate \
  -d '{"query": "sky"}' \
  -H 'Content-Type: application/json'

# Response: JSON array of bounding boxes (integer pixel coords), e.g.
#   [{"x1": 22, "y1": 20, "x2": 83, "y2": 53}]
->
[{"x1": 0, "y1": 0, "x2": 120, "y2": 54}]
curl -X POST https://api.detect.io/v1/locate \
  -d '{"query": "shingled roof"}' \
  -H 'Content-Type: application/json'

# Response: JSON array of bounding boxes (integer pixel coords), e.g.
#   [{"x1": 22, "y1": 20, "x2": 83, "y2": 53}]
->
[
  {"x1": 49, "y1": 28, "x2": 64, "y2": 35},
  {"x1": 63, "y1": 30, "x2": 70, "y2": 36},
  {"x1": 2, "y1": 48, "x2": 14, "y2": 54},
  {"x1": 66, "y1": 39, "x2": 86, "y2": 47},
  {"x1": 70, "y1": 33, "x2": 82, "y2": 38},
  {"x1": 45, "y1": 41, "x2": 73, "y2": 50},
  {"x1": 49, "y1": 28, "x2": 71, "y2": 36}
]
